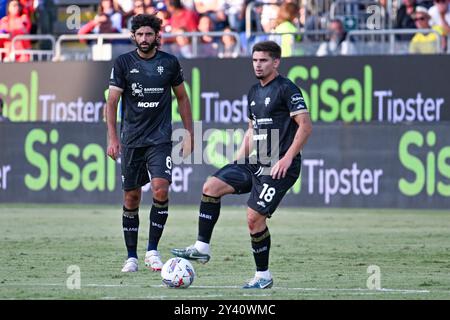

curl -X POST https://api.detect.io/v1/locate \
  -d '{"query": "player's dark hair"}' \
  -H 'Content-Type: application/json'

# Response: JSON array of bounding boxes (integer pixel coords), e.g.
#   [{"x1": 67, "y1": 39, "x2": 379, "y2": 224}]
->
[
  {"x1": 131, "y1": 14, "x2": 162, "y2": 34},
  {"x1": 252, "y1": 41, "x2": 282, "y2": 60}
]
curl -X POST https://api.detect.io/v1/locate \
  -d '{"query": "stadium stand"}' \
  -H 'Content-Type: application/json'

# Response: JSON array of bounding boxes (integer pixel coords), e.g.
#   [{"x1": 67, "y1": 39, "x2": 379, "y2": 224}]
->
[{"x1": 1, "y1": 0, "x2": 450, "y2": 62}]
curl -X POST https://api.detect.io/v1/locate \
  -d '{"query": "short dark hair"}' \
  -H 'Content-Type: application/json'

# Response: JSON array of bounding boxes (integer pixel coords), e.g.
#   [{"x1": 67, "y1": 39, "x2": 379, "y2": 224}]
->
[
  {"x1": 131, "y1": 14, "x2": 162, "y2": 34},
  {"x1": 169, "y1": 0, "x2": 183, "y2": 9},
  {"x1": 252, "y1": 41, "x2": 282, "y2": 60}
]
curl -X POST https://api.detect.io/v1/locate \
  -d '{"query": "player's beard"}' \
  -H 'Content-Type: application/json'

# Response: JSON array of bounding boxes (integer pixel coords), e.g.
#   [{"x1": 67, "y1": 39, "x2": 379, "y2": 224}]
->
[
  {"x1": 137, "y1": 39, "x2": 158, "y2": 53},
  {"x1": 255, "y1": 72, "x2": 266, "y2": 80},
  {"x1": 254, "y1": 69, "x2": 266, "y2": 80}
]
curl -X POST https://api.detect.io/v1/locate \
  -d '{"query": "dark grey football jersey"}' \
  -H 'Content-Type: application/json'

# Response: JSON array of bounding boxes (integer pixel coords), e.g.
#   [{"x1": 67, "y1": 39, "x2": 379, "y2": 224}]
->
[
  {"x1": 109, "y1": 49, "x2": 184, "y2": 147},
  {"x1": 247, "y1": 75, "x2": 308, "y2": 165}
]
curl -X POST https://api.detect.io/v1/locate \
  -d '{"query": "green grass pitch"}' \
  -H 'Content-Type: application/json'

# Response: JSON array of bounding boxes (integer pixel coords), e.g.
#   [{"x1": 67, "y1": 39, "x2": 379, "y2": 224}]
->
[{"x1": 0, "y1": 204, "x2": 449, "y2": 300}]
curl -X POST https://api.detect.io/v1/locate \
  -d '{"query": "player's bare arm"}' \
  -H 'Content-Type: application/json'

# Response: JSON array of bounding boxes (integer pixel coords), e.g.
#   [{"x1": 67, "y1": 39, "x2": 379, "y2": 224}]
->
[
  {"x1": 271, "y1": 112, "x2": 312, "y2": 179},
  {"x1": 235, "y1": 121, "x2": 254, "y2": 161},
  {"x1": 173, "y1": 83, "x2": 194, "y2": 158},
  {"x1": 106, "y1": 87, "x2": 122, "y2": 161}
]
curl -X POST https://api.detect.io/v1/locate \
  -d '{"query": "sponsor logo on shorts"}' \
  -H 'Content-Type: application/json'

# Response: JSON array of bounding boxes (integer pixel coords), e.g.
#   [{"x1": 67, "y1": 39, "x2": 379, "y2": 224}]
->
[{"x1": 257, "y1": 201, "x2": 266, "y2": 208}]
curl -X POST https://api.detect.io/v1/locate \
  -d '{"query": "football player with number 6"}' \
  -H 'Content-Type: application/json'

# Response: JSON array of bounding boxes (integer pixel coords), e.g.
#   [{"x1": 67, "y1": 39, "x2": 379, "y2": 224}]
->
[{"x1": 106, "y1": 14, "x2": 193, "y2": 273}]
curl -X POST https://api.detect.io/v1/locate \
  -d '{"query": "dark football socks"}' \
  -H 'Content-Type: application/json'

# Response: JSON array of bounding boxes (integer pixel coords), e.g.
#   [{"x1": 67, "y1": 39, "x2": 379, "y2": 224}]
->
[
  {"x1": 197, "y1": 194, "x2": 221, "y2": 243},
  {"x1": 147, "y1": 198, "x2": 169, "y2": 251},
  {"x1": 122, "y1": 206, "x2": 139, "y2": 259},
  {"x1": 250, "y1": 227, "x2": 271, "y2": 271}
]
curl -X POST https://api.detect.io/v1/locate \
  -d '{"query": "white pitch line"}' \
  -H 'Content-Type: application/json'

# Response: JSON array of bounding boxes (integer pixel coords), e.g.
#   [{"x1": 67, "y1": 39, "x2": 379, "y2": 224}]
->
[
  {"x1": 1, "y1": 283, "x2": 432, "y2": 294},
  {"x1": 152, "y1": 284, "x2": 430, "y2": 294},
  {"x1": 277, "y1": 287, "x2": 431, "y2": 294},
  {"x1": 101, "y1": 294, "x2": 227, "y2": 300},
  {"x1": 85, "y1": 284, "x2": 141, "y2": 288}
]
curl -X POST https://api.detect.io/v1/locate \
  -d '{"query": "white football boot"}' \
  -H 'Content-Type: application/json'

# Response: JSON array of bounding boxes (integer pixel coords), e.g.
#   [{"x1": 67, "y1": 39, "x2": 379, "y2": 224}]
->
[
  {"x1": 121, "y1": 257, "x2": 138, "y2": 273},
  {"x1": 144, "y1": 250, "x2": 164, "y2": 271}
]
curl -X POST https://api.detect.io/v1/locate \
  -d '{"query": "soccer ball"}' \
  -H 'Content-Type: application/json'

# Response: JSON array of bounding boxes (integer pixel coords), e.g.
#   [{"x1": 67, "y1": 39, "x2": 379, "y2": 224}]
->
[{"x1": 161, "y1": 257, "x2": 195, "y2": 288}]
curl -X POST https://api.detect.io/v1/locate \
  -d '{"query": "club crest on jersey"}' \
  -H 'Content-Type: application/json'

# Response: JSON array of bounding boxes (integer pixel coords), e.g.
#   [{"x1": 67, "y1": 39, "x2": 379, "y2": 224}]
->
[
  {"x1": 250, "y1": 101, "x2": 256, "y2": 106},
  {"x1": 130, "y1": 68, "x2": 139, "y2": 73},
  {"x1": 264, "y1": 97, "x2": 271, "y2": 107},
  {"x1": 157, "y1": 66, "x2": 164, "y2": 75},
  {"x1": 131, "y1": 83, "x2": 144, "y2": 97}
]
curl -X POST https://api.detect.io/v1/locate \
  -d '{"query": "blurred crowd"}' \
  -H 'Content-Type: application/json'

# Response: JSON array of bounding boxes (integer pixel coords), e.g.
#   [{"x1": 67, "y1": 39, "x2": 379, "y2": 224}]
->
[{"x1": 0, "y1": 0, "x2": 449, "y2": 61}]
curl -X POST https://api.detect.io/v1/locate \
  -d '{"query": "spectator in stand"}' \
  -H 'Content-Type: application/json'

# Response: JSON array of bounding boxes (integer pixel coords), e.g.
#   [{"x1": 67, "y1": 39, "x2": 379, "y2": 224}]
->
[
  {"x1": 119, "y1": 0, "x2": 136, "y2": 27},
  {"x1": 35, "y1": 0, "x2": 56, "y2": 49},
  {"x1": 165, "y1": 0, "x2": 198, "y2": 32},
  {"x1": 19, "y1": 0, "x2": 36, "y2": 34},
  {"x1": 154, "y1": 2, "x2": 172, "y2": 46},
  {"x1": 18, "y1": 0, "x2": 33, "y2": 17},
  {"x1": 224, "y1": 0, "x2": 244, "y2": 31},
  {"x1": 260, "y1": 0, "x2": 279, "y2": 33},
  {"x1": 126, "y1": 0, "x2": 147, "y2": 29},
  {"x1": 193, "y1": 0, "x2": 228, "y2": 30},
  {"x1": 171, "y1": 27, "x2": 194, "y2": 58},
  {"x1": 272, "y1": 2, "x2": 301, "y2": 57},
  {"x1": 78, "y1": 0, "x2": 123, "y2": 35},
  {"x1": 410, "y1": 6, "x2": 444, "y2": 53},
  {"x1": 316, "y1": 18, "x2": 356, "y2": 56},
  {"x1": 0, "y1": 0, "x2": 32, "y2": 62},
  {"x1": 155, "y1": 1, "x2": 171, "y2": 33},
  {"x1": 217, "y1": 26, "x2": 239, "y2": 58},
  {"x1": 395, "y1": 0, "x2": 418, "y2": 41},
  {"x1": 396, "y1": 0, "x2": 418, "y2": 29},
  {"x1": 301, "y1": 1, "x2": 324, "y2": 32},
  {"x1": 143, "y1": 0, "x2": 152, "y2": 9},
  {"x1": 197, "y1": 14, "x2": 219, "y2": 57},
  {"x1": 135, "y1": 0, "x2": 147, "y2": 14},
  {"x1": 428, "y1": 0, "x2": 450, "y2": 36}
]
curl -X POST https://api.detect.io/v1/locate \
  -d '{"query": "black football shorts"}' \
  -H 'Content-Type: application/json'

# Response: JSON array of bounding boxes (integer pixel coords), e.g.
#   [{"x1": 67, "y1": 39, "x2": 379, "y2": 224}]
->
[
  {"x1": 213, "y1": 158, "x2": 300, "y2": 217},
  {"x1": 120, "y1": 143, "x2": 172, "y2": 191}
]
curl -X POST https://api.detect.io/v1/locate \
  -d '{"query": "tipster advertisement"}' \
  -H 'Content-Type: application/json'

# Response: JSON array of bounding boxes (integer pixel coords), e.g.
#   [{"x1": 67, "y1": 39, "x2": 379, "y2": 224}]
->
[{"x1": 0, "y1": 56, "x2": 449, "y2": 208}]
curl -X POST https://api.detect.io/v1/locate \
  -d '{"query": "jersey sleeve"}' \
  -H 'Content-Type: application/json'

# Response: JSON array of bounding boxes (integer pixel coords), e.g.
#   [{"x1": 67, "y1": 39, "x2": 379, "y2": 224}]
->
[
  {"x1": 109, "y1": 57, "x2": 126, "y2": 92},
  {"x1": 284, "y1": 81, "x2": 308, "y2": 117},
  {"x1": 171, "y1": 58, "x2": 184, "y2": 87},
  {"x1": 247, "y1": 87, "x2": 254, "y2": 120}
]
